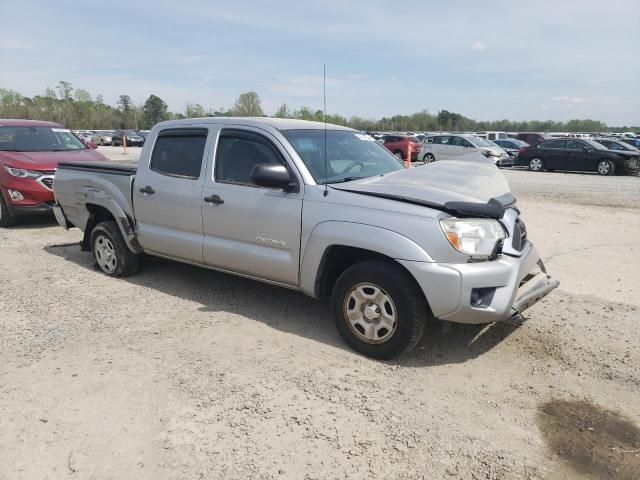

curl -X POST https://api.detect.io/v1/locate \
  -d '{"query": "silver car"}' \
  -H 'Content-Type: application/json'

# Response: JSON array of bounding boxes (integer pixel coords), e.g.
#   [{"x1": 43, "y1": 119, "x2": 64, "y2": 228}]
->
[
  {"x1": 420, "y1": 134, "x2": 511, "y2": 166},
  {"x1": 92, "y1": 130, "x2": 114, "y2": 146}
]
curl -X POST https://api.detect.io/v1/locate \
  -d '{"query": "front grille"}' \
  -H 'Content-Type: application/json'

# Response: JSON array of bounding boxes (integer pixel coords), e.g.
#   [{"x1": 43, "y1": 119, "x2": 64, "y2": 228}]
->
[{"x1": 511, "y1": 218, "x2": 527, "y2": 251}]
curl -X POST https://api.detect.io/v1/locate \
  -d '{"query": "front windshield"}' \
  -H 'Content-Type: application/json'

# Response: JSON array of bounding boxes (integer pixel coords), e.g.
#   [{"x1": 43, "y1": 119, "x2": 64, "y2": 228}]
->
[
  {"x1": 0, "y1": 126, "x2": 87, "y2": 152},
  {"x1": 468, "y1": 136, "x2": 492, "y2": 147},
  {"x1": 283, "y1": 129, "x2": 404, "y2": 184}
]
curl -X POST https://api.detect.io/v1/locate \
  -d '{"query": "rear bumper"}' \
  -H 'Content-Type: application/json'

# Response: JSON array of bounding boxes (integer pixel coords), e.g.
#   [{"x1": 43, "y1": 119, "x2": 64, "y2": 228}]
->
[
  {"x1": 52, "y1": 202, "x2": 71, "y2": 229},
  {"x1": 399, "y1": 242, "x2": 559, "y2": 324}
]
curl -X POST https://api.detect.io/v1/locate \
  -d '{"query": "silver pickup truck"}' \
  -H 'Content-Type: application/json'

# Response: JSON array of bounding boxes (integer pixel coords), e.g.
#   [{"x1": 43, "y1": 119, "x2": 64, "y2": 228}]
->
[{"x1": 53, "y1": 118, "x2": 558, "y2": 359}]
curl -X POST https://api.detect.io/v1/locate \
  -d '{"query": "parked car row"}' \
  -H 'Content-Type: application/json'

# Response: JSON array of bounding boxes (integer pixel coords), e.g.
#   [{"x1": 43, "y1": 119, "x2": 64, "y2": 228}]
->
[
  {"x1": 373, "y1": 129, "x2": 639, "y2": 175},
  {"x1": 71, "y1": 129, "x2": 150, "y2": 147}
]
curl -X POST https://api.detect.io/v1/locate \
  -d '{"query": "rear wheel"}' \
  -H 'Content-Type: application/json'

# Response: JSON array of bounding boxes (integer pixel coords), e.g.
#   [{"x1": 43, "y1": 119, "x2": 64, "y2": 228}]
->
[
  {"x1": 0, "y1": 193, "x2": 16, "y2": 227},
  {"x1": 90, "y1": 221, "x2": 139, "y2": 276},
  {"x1": 597, "y1": 159, "x2": 614, "y2": 176},
  {"x1": 529, "y1": 157, "x2": 543, "y2": 172},
  {"x1": 331, "y1": 260, "x2": 428, "y2": 359},
  {"x1": 424, "y1": 153, "x2": 435, "y2": 163}
]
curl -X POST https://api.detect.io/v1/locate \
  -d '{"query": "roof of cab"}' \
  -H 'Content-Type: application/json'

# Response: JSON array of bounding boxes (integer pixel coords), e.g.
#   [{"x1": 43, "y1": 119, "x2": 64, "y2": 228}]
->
[
  {"x1": 0, "y1": 119, "x2": 63, "y2": 127},
  {"x1": 153, "y1": 117, "x2": 356, "y2": 132}
]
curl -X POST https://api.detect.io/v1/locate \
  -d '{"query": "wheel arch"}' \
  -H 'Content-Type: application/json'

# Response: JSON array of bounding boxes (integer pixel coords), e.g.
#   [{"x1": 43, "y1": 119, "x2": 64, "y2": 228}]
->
[
  {"x1": 300, "y1": 221, "x2": 433, "y2": 298},
  {"x1": 79, "y1": 190, "x2": 142, "y2": 254}
]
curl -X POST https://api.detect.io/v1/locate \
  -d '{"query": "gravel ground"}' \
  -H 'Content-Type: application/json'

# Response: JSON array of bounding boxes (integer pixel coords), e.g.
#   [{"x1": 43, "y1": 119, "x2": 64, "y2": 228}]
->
[{"x1": 1, "y1": 151, "x2": 639, "y2": 479}]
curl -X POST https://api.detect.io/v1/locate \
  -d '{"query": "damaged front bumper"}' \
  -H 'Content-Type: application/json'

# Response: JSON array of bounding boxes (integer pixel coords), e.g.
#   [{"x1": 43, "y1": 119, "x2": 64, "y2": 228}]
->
[{"x1": 399, "y1": 242, "x2": 559, "y2": 324}]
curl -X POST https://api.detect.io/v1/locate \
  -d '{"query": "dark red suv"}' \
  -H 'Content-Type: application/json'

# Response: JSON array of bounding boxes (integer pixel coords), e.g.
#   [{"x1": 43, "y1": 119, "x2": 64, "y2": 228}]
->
[
  {"x1": 383, "y1": 135, "x2": 421, "y2": 162},
  {"x1": 0, "y1": 119, "x2": 107, "y2": 226},
  {"x1": 516, "y1": 132, "x2": 552, "y2": 145}
]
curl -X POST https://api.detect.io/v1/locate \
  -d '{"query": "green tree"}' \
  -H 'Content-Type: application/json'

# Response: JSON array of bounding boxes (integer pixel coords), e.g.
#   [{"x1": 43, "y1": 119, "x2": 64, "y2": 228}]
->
[
  {"x1": 274, "y1": 103, "x2": 291, "y2": 118},
  {"x1": 185, "y1": 103, "x2": 206, "y2": 118},
  {"x1": 142, "y1": 94, "x2": 168, "y2": 128},
  {"x1": 231, "y1": 91, "x2": 264, "y2": 116}
]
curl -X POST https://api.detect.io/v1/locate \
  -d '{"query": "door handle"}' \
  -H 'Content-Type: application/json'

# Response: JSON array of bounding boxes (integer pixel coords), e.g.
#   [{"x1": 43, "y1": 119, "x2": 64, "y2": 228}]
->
[
  {"x1": 139, "y1": 186, "x2": 155, "y2": 194},
  {"x1": 204, "y1": 194, "x2": 224, "y2": 205}
]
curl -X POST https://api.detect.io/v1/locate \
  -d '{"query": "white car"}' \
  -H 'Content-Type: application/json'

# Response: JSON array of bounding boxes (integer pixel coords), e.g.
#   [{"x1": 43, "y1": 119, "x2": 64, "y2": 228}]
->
[
  {"x1": 474, "y1": 131, "x2": 509, "y2": 141},
  {"x1": 419, "y1": 134, "x2": 511, "y2": 166}
]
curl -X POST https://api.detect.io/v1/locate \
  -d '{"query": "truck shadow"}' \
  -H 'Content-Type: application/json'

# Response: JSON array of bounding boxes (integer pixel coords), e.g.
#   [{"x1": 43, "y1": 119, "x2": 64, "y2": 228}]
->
[{"x1": 44, "y1": 243, "x2": 522, "y2": 367}]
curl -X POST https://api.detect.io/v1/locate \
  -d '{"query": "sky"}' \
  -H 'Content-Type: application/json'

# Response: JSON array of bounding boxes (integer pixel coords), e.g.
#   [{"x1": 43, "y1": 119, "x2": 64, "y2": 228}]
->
[{"x1": 1, "y1": 0, "x2": 639, "y2": 125}]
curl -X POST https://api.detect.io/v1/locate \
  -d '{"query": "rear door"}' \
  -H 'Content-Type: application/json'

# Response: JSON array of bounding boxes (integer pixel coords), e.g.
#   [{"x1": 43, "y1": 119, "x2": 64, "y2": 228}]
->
[
  {"x1": 539, "y1": 139, "x2": 567, "y2": 169},
  {"x1": 201, "y1": 128, "x2": 303, "y2": 286},
  {"x1": 432, "y1": 136, "x2": 454, "y2": 158},
  {"x1": 133, "y1": 127, "x2": 211, "y2": 263}
]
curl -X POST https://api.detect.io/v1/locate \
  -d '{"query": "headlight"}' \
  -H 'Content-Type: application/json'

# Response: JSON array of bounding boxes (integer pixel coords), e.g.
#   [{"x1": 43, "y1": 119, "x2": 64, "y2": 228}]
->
[
  {"x1": 440, "y1": 218, "x2": 507, "y2": 260},
  {"x1": 3, "y1": 166, "x2": 42, "y2": 179},
  {"x1": 482, "y1": 150, "x2": 500, "y2": 157}
]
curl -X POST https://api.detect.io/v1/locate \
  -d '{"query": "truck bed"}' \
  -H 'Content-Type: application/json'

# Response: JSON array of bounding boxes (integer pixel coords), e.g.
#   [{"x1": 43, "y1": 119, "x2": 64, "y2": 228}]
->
[{"x1": 55, "y1": 161, "x2": 138, "y2": 232}]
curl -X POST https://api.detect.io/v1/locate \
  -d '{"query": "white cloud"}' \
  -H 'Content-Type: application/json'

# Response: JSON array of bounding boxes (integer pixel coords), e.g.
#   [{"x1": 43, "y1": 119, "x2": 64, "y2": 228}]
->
[
  {"x1": 0, "y1": 40, "x2": 32, "y2": 50},
  {"x1": 588, "y1": 79, "x2": 600, "y2": 85},
  {"x1": 471, "y1": 41, "x2": 486, "y2": 51},
  {"x1": 552, "y1": 96, "x2": 587, "y2": 105}
]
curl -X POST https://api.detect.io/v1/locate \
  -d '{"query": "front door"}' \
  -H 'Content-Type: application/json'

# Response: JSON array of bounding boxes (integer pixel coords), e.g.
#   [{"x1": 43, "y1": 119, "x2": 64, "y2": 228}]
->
[
  {"x1": 133, "y1": 127, "x2": 211, "y2": 263},
  {"x1": 566, "y1": 139, "x2": 593, "y2": 171},
  {"x1": 201, "y1": 128, "x2": 303, "y2": 286}
]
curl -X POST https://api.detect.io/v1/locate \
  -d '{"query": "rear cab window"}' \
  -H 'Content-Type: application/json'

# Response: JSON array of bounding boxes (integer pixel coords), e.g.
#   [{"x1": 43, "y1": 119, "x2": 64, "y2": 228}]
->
[{"x1": 150, "y1": 128, "x2": 208, "y2": 178}]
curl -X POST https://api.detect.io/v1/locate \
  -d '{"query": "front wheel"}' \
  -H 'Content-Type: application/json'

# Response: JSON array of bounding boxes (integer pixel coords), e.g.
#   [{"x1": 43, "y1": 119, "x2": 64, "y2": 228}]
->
[
  {"x1": 0, "y1": 193, "x2": 16, "y2": 227},
  {"x1": 331, "y1": 260, "x2": 429, "y2": 359},
  {"x1": 597, "y1": 160, "x2": 614, "y2": 176},
  {"x1": 90, "y1": 221, "x2": 140, "y2": 276},
  {"x1": 394, "y1": 150, "x2": 404, "y2": 160}
]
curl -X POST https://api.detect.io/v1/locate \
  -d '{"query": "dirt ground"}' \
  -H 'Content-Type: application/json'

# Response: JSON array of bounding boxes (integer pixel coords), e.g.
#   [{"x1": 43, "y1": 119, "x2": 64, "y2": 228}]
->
[{"x1": 1, "y1": 159, "x2": 639, "y2": 479}]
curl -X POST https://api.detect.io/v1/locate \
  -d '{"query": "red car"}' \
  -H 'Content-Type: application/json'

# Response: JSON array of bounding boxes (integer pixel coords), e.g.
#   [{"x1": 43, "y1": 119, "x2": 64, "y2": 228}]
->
[
  {"x1": 0, "y1": 119, "x2": 107, "y2": 226},
  {"x1": 383, "y1": 134, "x2": 421, "y2": 162}
]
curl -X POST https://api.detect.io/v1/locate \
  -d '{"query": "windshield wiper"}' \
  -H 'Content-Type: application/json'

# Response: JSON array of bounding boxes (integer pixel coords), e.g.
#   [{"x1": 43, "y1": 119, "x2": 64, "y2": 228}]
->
[{"x1": 329, "y1": 176, "x2": 368, "y2": 184}]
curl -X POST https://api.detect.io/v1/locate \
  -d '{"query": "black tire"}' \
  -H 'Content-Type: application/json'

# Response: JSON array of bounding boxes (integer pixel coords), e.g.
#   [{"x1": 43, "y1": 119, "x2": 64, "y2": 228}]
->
[
  {"x1": 394, "y1": 150, "x2": 404, "y2": 160},
  {"x1": 0, "y1": 193, "x2": 16, "y2": 227},
  {"x1": 331, "y1": 260, "x2": 429, "y2": 359},
  {"x1": 424, "y1": 153, "x2": 435, "y2": 163},
  {"x1": 90, "y1": 221, "x2": 139, "y2": 277},
  {"x1": 597, "y1": 159, "x2": 615, "y2": 176}
]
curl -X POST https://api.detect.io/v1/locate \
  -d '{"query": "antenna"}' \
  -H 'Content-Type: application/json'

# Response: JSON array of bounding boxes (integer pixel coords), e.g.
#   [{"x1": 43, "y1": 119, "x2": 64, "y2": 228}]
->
[{"x1": 323, "y1": 64, "x2": 329, "y2": 196}]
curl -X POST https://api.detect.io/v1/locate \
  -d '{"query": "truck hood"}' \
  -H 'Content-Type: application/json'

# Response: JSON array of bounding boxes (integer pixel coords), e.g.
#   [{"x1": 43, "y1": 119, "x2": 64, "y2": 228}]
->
[
  {"x1": 331, "y1": 160, "x2": 515, "y2": 219},
  {"x1": 0, "y1": 148, "x2": 107, "y2": 171}
]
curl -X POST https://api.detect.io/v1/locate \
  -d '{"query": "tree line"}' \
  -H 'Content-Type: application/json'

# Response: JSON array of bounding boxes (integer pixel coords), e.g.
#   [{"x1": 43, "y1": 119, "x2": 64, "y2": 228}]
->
[{"x1": 0, "y1": 81, "x2": 635, "y2": 133}]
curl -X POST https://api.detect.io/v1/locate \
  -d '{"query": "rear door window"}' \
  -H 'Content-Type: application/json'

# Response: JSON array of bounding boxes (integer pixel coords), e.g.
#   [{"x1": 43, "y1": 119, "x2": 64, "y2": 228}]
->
[
  {"x1": 542, "y1": 139, "x2": 566, "y2": 149},
  {"x1": 150, "y1": 129, "x2": 208, "y2": 178}
]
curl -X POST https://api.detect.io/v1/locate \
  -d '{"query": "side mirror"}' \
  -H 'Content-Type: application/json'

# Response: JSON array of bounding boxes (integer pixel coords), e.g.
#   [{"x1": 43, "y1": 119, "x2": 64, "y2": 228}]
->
[
  {"x1": 583, "y1": 146, "x2": 591, "y2": 153},
  {"x1": 251, "y1": 164, "x2": 293, "y2": 190},
  {"x1": 88, "y1": 142, "x2": 98, "y2": 149}
]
